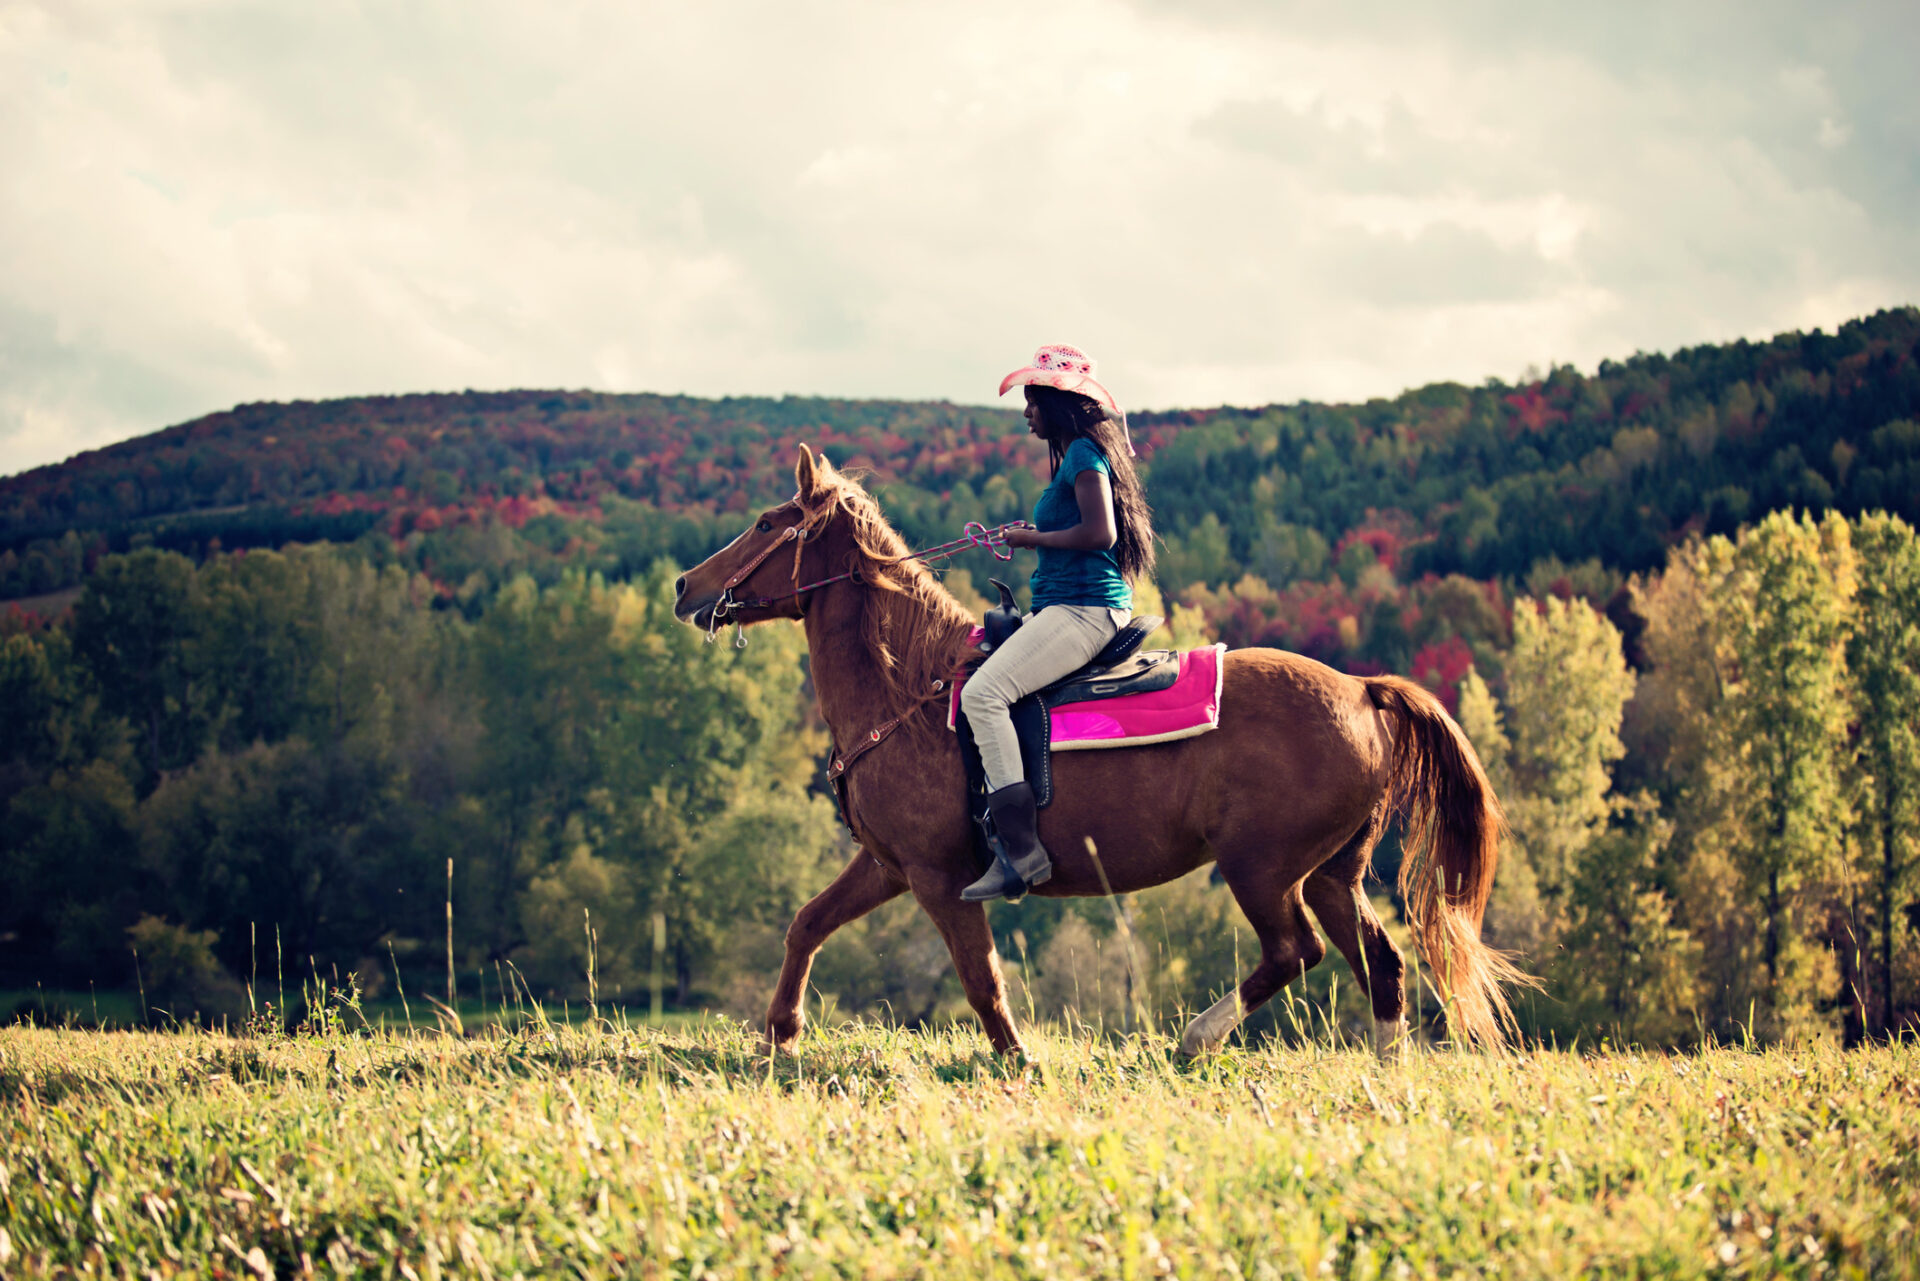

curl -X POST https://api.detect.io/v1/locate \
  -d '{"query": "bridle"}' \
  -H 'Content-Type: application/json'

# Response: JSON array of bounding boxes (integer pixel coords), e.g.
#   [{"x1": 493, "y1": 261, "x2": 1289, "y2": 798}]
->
[{"x1": 703, "y1": 506, "x2": 1029, "y2": 649}]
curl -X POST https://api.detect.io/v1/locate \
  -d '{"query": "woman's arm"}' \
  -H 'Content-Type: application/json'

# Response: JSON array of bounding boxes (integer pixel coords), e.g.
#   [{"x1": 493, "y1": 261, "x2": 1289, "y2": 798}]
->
[{"x1": 1006, "y1": 470, "x2": 1117, "y2": 551}]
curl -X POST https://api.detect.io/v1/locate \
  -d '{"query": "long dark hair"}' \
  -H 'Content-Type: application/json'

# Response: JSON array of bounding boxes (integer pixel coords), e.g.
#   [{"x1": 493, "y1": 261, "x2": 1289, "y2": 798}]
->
[{"x1": 1026, "y1": 384, "x2": 1157, "y2": 583}]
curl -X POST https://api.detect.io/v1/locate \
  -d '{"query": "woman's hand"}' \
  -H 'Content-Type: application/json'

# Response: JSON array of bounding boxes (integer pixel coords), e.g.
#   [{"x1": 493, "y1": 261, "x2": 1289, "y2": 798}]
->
[{"x1": 1003, "y1": 525, "x2": 1043, "y2": 549}]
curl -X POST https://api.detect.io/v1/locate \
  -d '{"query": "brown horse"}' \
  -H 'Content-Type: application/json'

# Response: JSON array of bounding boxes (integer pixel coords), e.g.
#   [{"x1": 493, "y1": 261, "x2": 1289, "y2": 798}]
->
[{"x1": 674, "y1": 446, "x2": 1528, "y2": 1058}]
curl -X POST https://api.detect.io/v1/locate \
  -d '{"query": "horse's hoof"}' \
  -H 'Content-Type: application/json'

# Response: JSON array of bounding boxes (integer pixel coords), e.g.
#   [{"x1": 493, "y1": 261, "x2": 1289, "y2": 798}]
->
[
  {"x1": 1178, "y1": 991, "x2": 1245, "y2": 1059},
  {"x1": 995, "y1": 1044, "x2": 1032, "y2": 1070}
]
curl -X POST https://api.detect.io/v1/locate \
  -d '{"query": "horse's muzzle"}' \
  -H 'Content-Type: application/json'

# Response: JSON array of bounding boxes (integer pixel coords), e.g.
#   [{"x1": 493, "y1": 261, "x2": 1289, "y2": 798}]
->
[{"x1": 674, "y1": 593, "x2": 721, "y2": 628}]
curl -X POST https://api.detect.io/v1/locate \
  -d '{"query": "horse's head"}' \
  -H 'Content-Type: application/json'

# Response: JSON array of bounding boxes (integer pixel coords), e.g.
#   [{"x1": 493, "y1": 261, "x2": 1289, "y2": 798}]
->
[{"x1": 672, "y1": 445, "x2": 842, "y2": 633}]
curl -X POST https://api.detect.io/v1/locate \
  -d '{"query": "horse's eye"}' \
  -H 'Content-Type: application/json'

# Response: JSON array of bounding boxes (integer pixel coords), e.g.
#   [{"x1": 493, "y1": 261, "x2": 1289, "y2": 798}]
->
[{"x1": 757, "y1": 520, "x2": 773, "y2": 534}]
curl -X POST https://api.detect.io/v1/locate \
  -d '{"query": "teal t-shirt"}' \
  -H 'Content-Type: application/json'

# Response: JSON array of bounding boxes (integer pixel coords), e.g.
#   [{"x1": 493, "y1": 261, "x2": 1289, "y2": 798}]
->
[{"x1": 1029, "y1": 438, "x2": 1133, "y2": 613}]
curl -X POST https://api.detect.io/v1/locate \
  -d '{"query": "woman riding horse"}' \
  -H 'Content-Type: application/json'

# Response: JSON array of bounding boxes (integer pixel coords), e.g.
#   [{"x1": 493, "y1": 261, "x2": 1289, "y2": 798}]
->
[
  {"x1": 672, "y1": 371, "x2": 1529, "y2": 1061},
  {"x1": 960, "y1": 344, "x2": 1157, "y2": 903}
]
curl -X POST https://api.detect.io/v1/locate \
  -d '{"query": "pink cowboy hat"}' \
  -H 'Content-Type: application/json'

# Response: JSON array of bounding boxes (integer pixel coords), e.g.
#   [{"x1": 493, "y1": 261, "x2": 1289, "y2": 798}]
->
[
  {"x1": 998, "y1": 343, "x2": 1120, "y2": 416},
  {"x1": 999, "y1": 342, "x2": 1135, "y2": 455}
]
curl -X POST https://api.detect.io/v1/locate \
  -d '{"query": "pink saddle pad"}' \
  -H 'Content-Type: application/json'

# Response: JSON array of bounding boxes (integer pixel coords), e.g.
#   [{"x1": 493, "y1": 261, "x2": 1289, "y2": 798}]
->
[{"x1": 949, "y1": 640, "x2": 1227, "y2": 749}]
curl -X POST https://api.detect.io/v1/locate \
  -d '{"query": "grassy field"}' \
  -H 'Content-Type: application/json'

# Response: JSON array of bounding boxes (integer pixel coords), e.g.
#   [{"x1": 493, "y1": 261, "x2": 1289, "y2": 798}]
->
[{"x1": 1, "y1": 1018, "x2": 1913, "y2": 1279}]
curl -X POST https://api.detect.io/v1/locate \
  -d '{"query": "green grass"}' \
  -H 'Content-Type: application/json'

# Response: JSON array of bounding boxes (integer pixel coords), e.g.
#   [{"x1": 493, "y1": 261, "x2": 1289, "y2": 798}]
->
[{"x1": 1, "y1": 1020, "x2": 1913, "y2": 1278}]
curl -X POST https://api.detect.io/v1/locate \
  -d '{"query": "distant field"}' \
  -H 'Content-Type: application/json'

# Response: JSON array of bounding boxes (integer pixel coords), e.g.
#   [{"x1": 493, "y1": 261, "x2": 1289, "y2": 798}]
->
[
  {"x1": 0, "y1": 988, "x2": 703, "y2": 1035},
  {"x1": 0, "y1": 1022, "x2": 1912, "y2": 1278}
]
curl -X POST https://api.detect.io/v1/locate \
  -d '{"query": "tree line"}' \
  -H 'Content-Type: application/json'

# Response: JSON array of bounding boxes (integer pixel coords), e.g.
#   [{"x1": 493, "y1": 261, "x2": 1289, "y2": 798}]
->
[{"x1": 4, "y1": 507, "x2": 1915, "y2": 1045}]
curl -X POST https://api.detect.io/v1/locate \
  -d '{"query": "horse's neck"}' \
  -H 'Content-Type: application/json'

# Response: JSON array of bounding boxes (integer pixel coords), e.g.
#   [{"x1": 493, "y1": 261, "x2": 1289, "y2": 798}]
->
[{"x1": 802, "y1": 577, "x2": 963, "y2": 748}]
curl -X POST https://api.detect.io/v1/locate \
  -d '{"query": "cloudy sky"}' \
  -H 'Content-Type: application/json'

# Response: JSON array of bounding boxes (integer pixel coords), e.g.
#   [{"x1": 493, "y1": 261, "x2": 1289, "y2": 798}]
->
[{"x1": 3, "y1": 0, "x2": 1915, "y2": 475}]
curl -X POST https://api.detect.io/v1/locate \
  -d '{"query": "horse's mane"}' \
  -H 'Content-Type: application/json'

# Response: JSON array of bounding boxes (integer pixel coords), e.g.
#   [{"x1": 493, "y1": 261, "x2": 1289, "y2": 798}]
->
[{"x1": 798, "y1": 463, "x2": 979, "y2": 718}]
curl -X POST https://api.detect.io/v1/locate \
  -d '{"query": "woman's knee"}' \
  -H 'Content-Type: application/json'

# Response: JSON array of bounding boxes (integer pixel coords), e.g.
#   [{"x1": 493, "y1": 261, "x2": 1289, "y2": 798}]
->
[{"x1": 960, "y1": 678, "x2": 1009, "y2": 721}]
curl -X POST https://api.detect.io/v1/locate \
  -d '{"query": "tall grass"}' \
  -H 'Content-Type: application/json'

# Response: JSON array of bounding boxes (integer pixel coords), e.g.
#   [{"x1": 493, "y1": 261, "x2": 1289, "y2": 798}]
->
[{"x1": 1, "y1": 1017, "x2": 1914, "y2": 1277}]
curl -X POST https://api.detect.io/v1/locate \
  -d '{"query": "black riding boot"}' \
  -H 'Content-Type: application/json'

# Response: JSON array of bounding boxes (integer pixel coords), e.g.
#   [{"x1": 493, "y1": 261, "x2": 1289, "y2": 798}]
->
[{"x1": 961, "y1": 781, "x2": 1054, "y2": 903}]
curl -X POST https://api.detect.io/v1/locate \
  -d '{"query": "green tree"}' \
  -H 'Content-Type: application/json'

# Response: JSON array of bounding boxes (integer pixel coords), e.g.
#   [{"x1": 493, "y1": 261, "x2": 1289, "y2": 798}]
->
[
  {"x1": 1623, "y1": 540, "x2": 1733, "y2": 800},
  {"x1": 0, "y1": 628, "x2": 129, "y2": 781},
  {"x1": 463, "y1": 572, "x2": 627, "y2": 962},
  {"x1": 1158, "y1": 513, "x2": 1233, "y2": 595},
  {"x1": 1456, "y1": 598, "x2": 1641, "y2": 1019},
  {"x1": 0, "y1": 627, "x2": 140, "y2": 982},
  {"x1": 195, "y1": 548, "x2": 329, "y2": 748},
  {"x1": 6, "y1": 758, "x2": 141, "y2": 983},
  {"x1": 461, "y1": 563, "x2": 824, "y2": 1001},
  {"x1": 1457, "y1": 667, "x2": 1546, "y2": 960},
  {"x1": 1497, "y1": 597, "x2": 1637, "y2": 907},
  {"x1": 1250, "y1": 518, "x2": 1329, "y2": 587},
  {"x1": 1717, "y1": 512, "x2": 1856, "y2": 1037},
  {"x1": 136, "y1": 736, "x2": 412, "y2": 976},
  {"x1": 70, "y1": 550, "x2": 206, "y2": 784},
  {"x1": 1846, "y1": 513, "x2": 1920, "y2": 1036},
  {"x1": 1623, "y1": 536, "x2": 1764, "y2": 1031},
  {"x1": 1555, "y1": 795, "x2": 1702, "y2": 1044},
  {"x1": 591, "y1": 564, "x2": 824, "y2": 1002}
]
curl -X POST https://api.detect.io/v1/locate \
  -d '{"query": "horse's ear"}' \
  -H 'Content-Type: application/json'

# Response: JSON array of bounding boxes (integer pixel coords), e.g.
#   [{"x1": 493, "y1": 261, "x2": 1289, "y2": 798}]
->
[{"x1": 795, "y1": 444, "x2": 826, "y2": 499}]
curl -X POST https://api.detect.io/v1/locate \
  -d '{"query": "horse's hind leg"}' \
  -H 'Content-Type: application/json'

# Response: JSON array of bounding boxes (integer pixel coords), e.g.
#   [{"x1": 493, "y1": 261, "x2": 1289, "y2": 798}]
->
[
  {"x1": 767, "y1": 850, "x2": 906, "y2": 1052},
  {"x1": 1302, "y1": 880, "x2": 1408, "y2": 1059},
  {"x1": 1179, "y1": 873, "x2": 1326, "y2": 1058},
  {"x1": 1302, "y1": 807, "x2": 1409, "y2": 1060}
]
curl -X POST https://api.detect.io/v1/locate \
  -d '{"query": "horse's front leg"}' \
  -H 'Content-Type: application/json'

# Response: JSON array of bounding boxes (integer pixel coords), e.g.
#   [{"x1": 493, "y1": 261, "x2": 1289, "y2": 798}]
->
[
  {"x1": 766, "y1": 849, "x2": 906, "y2": 1052},
  {"x1": 910, "y1": 871, "x2": 1026, "y2": 1057}
]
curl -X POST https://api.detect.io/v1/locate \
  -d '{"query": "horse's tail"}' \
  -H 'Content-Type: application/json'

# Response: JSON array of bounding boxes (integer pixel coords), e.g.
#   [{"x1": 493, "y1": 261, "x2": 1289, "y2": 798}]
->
[{"x1": 1363, "y1": 675, "x2": 1535, "y2": 1048}]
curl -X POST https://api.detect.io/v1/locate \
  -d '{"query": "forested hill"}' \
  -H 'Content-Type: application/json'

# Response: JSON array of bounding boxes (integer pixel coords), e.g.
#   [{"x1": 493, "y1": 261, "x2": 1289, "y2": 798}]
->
[
  {"x1": 0, "y1": 391, "x2": 1027, "y2": 548},
  {"x1": 4, "y1": 307, "x2": 1917, "y2": 615}
]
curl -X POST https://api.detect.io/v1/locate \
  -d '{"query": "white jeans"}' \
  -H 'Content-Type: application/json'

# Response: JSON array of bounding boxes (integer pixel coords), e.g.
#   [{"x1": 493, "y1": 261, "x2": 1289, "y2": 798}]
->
[{"x1": 960, "y1": 604, "x2": 1129, "y2": 791}]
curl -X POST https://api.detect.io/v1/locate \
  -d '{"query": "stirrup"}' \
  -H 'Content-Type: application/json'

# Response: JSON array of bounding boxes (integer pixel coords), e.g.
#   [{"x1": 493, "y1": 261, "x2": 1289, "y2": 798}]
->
[
  {"x1": 960, "y1": 847, "x2": 1052, "y2": 904},
  {"x1": 962, "y1": 851, "x2": 1029, "y2": 904}
]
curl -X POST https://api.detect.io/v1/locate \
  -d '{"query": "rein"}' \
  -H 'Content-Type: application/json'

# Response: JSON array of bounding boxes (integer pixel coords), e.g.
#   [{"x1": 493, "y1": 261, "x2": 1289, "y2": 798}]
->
[
  {"x1": 704, "y1": 517, "x2": 1028, "y2": 648},
  {"x1": 706, "y1": 510, "x2": 1026, "y2": 829}
]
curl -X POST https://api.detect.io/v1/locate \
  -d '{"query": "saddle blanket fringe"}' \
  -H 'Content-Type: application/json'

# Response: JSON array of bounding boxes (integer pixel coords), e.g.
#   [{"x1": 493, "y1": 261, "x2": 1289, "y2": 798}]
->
[{"x1": 948, "y1": 642, "x2": 1227, "y2": 750}]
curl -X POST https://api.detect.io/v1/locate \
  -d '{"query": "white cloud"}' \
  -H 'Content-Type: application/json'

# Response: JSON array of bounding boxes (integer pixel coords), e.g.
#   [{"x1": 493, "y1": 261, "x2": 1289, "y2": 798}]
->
[{"x1": 1, "y1": 0, "x2": 1915, "y2": 475}]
